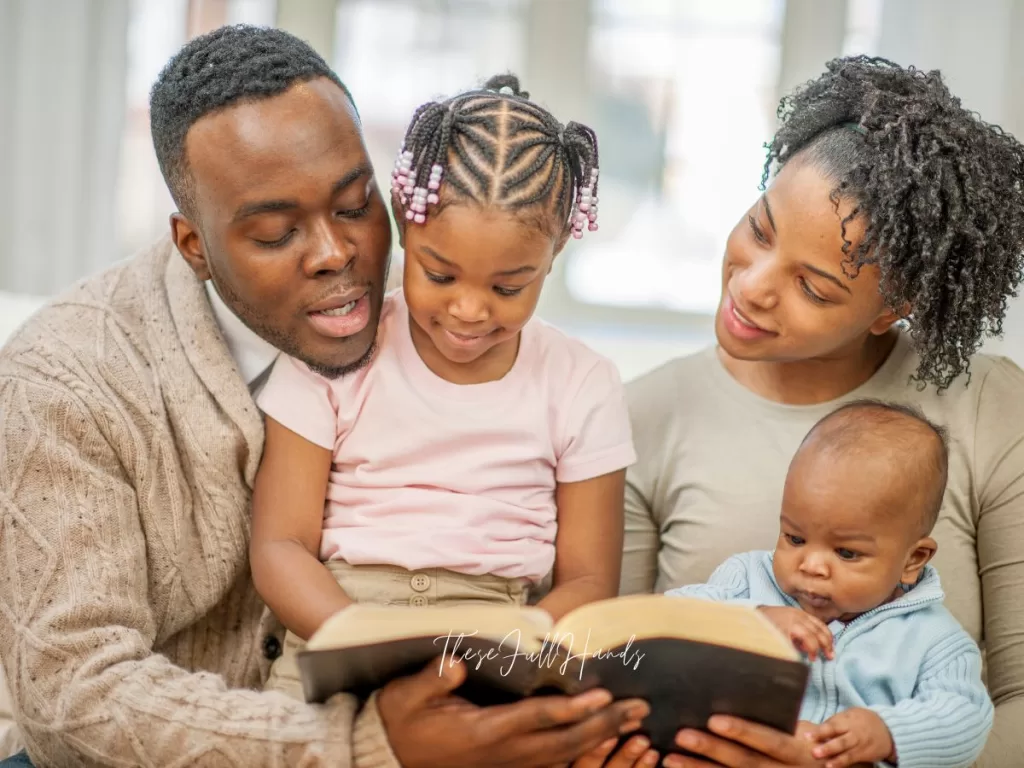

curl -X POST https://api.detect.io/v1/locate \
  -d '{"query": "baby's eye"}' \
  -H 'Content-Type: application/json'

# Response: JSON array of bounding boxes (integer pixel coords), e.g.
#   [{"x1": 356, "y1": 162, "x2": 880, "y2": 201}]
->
[
  {"x1": 835, "y1": 548, "x2": 859, "y2": 561},
  {"x1": 784, "y1": 534, "x2": 805, "y2": 546}
]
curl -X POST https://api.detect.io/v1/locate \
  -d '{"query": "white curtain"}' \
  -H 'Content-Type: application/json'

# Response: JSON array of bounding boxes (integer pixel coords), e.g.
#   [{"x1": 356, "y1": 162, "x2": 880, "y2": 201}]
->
[{"x1": 0, "y1": 0, "x2": 130, "y2": 296}]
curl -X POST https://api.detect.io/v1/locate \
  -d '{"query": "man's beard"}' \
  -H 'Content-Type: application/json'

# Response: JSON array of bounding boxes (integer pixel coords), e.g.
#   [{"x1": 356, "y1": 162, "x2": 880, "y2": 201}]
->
[
  {"x1": 207, "y1": 268, "x2": 377, "y2": 380},
  {"x1": 307, "y1": 338, "x2": 377, "y2": 380}
]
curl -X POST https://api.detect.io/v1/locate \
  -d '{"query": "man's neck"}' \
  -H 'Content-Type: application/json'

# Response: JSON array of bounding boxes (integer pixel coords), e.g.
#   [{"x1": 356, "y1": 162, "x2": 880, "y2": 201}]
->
[{"x1": 204, "y1": 281, "x2": 279, "y2": 388}]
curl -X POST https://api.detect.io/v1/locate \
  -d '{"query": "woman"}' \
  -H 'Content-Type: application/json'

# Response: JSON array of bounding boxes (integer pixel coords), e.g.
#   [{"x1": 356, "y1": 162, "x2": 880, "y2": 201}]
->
[{"x1": 585, "y1": 55, "x2": 1024, "y2": 768}]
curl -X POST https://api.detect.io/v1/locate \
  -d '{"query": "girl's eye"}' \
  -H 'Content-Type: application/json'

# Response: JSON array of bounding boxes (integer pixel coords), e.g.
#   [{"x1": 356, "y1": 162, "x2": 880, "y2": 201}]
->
[
  {"x1": 253, "y1": 230, "x2": 295, "y2": 248},
  {"x1": 494, "y1": 286, "x2": 523, "y2": 297},
  {"x1": 799, "y1": 278, "x2": 827, "y2": 305},
  {"x1": 425, "y1": 271, "x2": 454, "y2": 285},
  {"x1": 748, "y1": 215, "x2": 768, "y2": 245},
  {"x1": 836, "y1": 548, "x2": 860, "y2": 561},
  {"x1": 784, "y1": 534, "x2": 805, "y2": 546}
]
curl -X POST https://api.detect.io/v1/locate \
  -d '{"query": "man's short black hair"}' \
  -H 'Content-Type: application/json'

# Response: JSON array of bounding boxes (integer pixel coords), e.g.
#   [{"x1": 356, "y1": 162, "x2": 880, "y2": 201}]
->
[{"x1": 149, "y1": 24, "x2": 356, "y2": 220}]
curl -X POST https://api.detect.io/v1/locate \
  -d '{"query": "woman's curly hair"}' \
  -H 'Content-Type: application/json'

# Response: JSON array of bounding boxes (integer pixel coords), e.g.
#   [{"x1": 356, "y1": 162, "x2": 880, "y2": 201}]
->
[{"x1": 763, "y1": 55, "x2": 1024, "y2": 390}]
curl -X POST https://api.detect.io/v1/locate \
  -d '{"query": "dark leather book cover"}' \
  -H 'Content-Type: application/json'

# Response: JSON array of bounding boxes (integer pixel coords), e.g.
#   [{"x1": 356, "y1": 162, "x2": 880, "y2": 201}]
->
[{"x1": 298, "y1": 629, "x2": 809, "y2": 764}]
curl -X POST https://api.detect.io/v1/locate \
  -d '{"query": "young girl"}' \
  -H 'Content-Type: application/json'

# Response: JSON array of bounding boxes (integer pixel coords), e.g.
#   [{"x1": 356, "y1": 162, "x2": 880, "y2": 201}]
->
[{"x1": 249, "y1": 74, "x2": 636, "y2": 701}]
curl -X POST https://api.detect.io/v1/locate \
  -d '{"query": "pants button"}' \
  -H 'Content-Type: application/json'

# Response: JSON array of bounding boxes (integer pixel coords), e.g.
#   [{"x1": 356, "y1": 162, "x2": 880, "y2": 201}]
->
[
  {"x1": 409, "y1": 594, "x2": 428, "y2": 607},
  {"x1": 410, "y1": 573, "x2": 431, "y2": 592}
]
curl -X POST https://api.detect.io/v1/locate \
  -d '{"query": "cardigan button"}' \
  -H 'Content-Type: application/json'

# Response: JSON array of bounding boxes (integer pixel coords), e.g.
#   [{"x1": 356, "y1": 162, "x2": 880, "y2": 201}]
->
[{"x1": 262, "y1": 634, "x2": 282, "y2": 660}]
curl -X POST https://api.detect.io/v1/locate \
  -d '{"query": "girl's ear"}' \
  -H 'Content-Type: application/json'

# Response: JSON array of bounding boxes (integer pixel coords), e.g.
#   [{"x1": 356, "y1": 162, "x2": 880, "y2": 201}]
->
[{"x1": 389, "y1": 190, "x2": 407, "y2": 249}]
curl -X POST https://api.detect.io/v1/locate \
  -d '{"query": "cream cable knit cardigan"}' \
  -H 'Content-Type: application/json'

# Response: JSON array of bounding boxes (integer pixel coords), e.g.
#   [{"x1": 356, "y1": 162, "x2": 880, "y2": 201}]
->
[{"x1": 0, "y1": 237, "x2": 400, "y2": 767}]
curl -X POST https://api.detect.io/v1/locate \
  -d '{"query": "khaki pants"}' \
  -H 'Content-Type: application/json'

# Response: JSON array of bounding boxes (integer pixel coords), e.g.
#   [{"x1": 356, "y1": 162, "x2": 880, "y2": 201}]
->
[{"x1": 264, "y1": 561, "x2": 530, "y2": 701}]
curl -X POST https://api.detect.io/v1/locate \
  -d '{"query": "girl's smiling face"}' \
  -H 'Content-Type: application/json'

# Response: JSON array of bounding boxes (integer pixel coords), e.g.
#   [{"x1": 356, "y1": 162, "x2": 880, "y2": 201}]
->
[{"x1": 400, "y1": 203, "x2": 561, "y2": 384}]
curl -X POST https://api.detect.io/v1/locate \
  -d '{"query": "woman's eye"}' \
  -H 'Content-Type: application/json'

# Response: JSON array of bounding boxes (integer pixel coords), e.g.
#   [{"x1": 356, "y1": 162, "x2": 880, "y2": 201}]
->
[
  {"x1": 799, "y1": 278, "x2": 827, "y2": 304},
  {"x1": 425, "y1": 271, "x2": 454, "y2": 285},
  {"x1": 748, "y1": 215, "x2": 768, "y2": 245}
]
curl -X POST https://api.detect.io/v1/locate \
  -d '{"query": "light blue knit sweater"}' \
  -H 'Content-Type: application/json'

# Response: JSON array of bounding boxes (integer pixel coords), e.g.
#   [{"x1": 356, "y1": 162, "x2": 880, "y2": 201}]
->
[{"x1": 666, "y1": 551, "x2": 993, "y2": 768}]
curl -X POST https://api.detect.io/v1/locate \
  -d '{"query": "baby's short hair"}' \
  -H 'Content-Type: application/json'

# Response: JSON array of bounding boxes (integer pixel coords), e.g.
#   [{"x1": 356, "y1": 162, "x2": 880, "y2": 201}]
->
[{"x1": 799, "y1": 399, "x2": 949, "y2": 534}]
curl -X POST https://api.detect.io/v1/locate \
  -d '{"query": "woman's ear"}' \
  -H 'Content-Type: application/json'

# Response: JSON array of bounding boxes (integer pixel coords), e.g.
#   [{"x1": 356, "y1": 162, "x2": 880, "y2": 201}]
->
[
  {"x1": 389, "y1": 190, "x2": 407, "y2": 249},
  {"x1": 868, "y1": 301, "x2": 911, "y2": 336}
]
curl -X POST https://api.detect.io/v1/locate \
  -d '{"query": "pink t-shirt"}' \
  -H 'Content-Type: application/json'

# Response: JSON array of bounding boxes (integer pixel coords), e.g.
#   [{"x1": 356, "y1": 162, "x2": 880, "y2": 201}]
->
[{"x1": 256, "y1": 290, "x2": 636, "y2": 582}]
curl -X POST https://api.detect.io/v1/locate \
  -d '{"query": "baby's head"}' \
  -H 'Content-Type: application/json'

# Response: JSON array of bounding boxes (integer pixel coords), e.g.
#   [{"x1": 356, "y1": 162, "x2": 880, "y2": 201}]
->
[
  {"x1": 773, "y1": 399, "x2": 948, "y2": 624},
  {"x1": 389, "y1": 74, "x2": 599, "y2": 368}
]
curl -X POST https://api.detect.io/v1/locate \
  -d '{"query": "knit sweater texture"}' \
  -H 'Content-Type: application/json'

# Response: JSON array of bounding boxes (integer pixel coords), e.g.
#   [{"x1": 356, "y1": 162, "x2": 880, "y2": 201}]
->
[{"x1": 0, "y1": 237, "x2": 401, "y2": 767}]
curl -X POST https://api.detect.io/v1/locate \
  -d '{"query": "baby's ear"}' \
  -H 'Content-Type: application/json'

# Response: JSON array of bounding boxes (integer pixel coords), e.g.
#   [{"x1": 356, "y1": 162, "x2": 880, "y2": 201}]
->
[{"x1": 901, "y1": 536, "x2": 937, "y2": 587}]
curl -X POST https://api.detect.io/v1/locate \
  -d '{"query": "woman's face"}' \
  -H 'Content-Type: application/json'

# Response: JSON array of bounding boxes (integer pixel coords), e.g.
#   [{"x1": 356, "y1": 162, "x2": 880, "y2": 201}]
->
[{"x1": 716, "y1": 159, "x2": 898, "y2": 363}]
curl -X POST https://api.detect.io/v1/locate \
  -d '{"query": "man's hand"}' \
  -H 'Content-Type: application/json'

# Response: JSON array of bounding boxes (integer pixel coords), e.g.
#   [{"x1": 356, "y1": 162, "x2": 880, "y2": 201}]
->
[
  {"x1": 806, "y1": 708, "x2": 894, "y2": 768},
  {"x1": 662, "y1": 715, "x2": 825, "y2": 768},
  {"x1": 377, "y1": 656, "x2": 650, "y2": 768},
  {"x1": 758, "y1": 606, "x2": 834, "y2": 660},
  {"x1": 569, "y1": 734, "x2": 660, "y2": 768}
]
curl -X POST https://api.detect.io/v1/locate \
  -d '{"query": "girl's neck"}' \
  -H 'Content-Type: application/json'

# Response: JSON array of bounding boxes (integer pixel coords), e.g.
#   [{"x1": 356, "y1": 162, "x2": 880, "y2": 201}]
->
[{"x1": 718, "y1": 328, "x2": 900, "y2": 406}]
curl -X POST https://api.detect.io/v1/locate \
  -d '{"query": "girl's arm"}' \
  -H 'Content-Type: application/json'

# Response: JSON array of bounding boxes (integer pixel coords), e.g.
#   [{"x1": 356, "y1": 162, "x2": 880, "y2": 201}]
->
[
  {"x1": 536, "y1": 469, "x2": 626, "y2": 622},
  {"x1": 250, "y1": 415, "x2": 353, "y2": 641}
]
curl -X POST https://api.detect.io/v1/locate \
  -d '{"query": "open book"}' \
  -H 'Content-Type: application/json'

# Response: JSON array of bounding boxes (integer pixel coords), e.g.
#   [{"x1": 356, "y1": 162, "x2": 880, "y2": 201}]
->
[{"x1": 297, "y1": 594, "x2": 809, "y2": 758}]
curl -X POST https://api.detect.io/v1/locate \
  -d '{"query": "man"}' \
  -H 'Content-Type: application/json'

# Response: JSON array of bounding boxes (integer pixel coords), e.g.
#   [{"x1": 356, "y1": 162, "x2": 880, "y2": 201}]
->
[{"x1": 0, "y1": 25, "x2": 646, "y2": 767}]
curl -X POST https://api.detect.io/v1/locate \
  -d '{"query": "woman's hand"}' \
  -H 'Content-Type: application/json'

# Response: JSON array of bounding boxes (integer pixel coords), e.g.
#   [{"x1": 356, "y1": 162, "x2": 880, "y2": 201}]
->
[
  {"x1": 568, "y1": 734, "x2": 660, "y2": 768},
  {"x1": 661, "y1": 715, "x2": 826, "y2": 768}
]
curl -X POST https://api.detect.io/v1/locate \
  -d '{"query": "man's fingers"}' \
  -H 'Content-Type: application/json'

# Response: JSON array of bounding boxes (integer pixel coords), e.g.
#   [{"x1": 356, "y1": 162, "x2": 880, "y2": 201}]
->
[
  {"x1": 569, "y1": 736, "x2": 619, "y2": 768},
  {"x1": 705, "y1": 714, "x2": 808, "y2": 762},
  {"x1": 814, "y1": 732, "x2": 857, "y2": 760},
  {"x1": 510, "y1": 700, "x2": 648, "y2": 766},
  {"x1": 673, "y1": 727, "x2": 767, "y2": 767}
]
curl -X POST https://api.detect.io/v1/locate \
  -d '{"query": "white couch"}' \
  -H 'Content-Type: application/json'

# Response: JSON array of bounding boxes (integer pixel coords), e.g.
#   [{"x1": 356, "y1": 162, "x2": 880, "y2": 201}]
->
[{"x1": 0, "y1": 290, "x2": 45, "y2": 758}]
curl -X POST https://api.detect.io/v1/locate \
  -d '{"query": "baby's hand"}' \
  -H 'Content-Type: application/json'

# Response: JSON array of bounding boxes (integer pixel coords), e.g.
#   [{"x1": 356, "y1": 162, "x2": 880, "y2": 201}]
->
[
  {"x1": 758, "y1": 606, "x2": 834, "y2": 660},
  {"x1": 808, "y1": 708, "x2": 895, "y2": 768}
]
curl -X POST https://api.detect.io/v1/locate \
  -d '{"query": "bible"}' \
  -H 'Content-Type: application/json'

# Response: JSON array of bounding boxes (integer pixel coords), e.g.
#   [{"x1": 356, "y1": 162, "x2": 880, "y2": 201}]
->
[{"x1": 297, "y1": 594, "x2": 809, "y2": 758}]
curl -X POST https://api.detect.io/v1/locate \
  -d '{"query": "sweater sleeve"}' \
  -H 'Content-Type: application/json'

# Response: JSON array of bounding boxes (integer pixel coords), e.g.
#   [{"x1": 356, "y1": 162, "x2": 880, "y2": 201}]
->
[
  {"x1": 972, "y1": 357, "x2": 1024, "y2": 768},
  {"x1": 663, "y1": 554, "x2": 763, "y2": 608},
  {"x1": 0, "y1": 375, "x2": 400, "y2": 768},
  {"x1": 868, "y1": 632, "x2": 994, "y2": 768}
]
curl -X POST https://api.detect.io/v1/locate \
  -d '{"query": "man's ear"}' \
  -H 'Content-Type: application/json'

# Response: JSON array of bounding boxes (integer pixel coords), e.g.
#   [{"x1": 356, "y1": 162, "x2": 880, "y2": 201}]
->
[
  {"x1": 389, "y1": 190, "x2": 408, "y2": 250},
  {"x1": 170, "y1": 213, "x2": 211, "y2": 281},
  {"x1": 900, "y1": 536, "x2": 937, "y2": 588}
]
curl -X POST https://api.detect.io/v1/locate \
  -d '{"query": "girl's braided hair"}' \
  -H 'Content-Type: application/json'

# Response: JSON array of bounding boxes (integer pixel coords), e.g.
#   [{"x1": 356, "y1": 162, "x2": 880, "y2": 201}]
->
[
  {"x1": 389, "y1": 74, "x2": 600, "y2": 242},
  {"x1": 764, "y1": 55, "x2": 1024, "y2": 389}
]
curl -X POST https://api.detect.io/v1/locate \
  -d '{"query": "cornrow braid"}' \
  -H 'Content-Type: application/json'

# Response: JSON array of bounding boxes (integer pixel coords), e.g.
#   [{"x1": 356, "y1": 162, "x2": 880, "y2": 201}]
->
[{"x1": 390, "y1": 73, "x2": 600, "y2": 240}]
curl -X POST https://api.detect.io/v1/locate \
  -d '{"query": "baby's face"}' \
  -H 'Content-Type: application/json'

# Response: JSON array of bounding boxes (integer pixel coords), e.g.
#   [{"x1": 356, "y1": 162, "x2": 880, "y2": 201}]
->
[{"x1": 772, "y1": 449, "x2": 922, "y2": 624}]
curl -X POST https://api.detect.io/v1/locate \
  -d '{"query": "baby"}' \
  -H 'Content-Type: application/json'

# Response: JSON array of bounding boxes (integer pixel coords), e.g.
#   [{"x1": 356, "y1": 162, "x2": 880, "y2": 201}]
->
[{"x1": 668, "y1": 399, "x2": 993, "y2": 768}]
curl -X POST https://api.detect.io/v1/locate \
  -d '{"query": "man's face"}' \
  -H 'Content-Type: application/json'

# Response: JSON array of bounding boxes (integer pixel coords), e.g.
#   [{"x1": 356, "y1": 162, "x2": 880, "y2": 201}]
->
[{"x1": 172, "y1": 77, "x2": 392, "y2": 378}]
